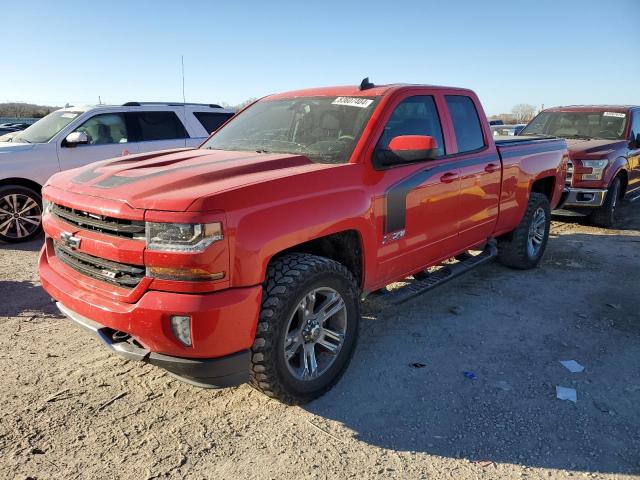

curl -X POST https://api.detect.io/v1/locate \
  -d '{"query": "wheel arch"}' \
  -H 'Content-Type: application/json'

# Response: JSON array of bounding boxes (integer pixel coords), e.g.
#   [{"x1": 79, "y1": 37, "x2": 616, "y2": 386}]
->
[
  {"x1": 268, "y1": 230, "x2": 365, "y2": 288},
  {"x1": 530, "y1": 175, "x2": 555, "y2": 201},
  {"x1": 0, "y1": 177, "x2": 43, "y2": 196}
]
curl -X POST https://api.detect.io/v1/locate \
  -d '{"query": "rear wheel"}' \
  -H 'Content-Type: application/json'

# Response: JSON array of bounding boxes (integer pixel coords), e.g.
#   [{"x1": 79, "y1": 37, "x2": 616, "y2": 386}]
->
[
  {"x1": 497, "y1": 192, "x2": 550, "y2": 270},
  {"x1": 0, "y1": 186, "x2": 42, "y2": 243},
  {"x1": 250, "y1": 254, "x2": 360, "y2": 404},
  {"x1": 589, "y1": 177, "x2": 621, "y2": 228}
]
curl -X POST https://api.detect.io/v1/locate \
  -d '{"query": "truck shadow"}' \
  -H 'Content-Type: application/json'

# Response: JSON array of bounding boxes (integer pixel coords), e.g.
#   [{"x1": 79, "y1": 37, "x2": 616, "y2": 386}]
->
[
  {"x1": 304, "y1": 228, "x2": 640, "y2": 475},
  {"x1": 0, "y1": 234, "x2": 44, "y2": 252},
  {"x1": 0, "y1": 280, "x2": 57, "y2": 317}
]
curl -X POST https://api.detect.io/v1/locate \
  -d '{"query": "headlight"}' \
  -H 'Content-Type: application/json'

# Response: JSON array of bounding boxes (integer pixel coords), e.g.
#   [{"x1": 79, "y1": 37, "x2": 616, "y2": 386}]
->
[
  {"x1": 146, "y1": 222, "x2": 223, "y2": 252},
  {"x1": 579, "y1": 159, "x2": 608, "y2": 180},
  {"x1": 42, "y1": 198, "x2": 52, "y2": 214}
]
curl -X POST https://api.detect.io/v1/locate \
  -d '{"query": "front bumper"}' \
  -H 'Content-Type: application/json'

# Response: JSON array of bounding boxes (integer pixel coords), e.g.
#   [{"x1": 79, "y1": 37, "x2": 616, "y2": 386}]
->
[
  {"x1": 560, "y1": 188, "x2": 608, "y2": 208},
  {"x1": 57, "y1": 302, "x2": 250, "y2": 387},
  {"x1": 40, "y1": 246, "x2": 262, "y2": 387}
]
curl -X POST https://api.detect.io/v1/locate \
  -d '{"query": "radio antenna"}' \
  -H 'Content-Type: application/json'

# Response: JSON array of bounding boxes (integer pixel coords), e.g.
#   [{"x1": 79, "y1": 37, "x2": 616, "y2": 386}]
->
[{"x1": 181, "y1": 55, "x2": 187, "y2": 147}]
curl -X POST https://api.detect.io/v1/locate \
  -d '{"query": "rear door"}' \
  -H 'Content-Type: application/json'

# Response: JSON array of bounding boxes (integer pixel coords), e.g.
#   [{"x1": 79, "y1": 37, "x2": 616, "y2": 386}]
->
[
  {"x1": 374, "y1": 93, "x2": 463, "y2": 283},
  {"x1": 443, "y1": 95, "x2": 501, "y2": 248},
  {"x1": 128, "y1": 111, "x2": 190, "y2": 153},
  {"x1": 57, "y1": 112, "x2": 138, "y2": 171}
]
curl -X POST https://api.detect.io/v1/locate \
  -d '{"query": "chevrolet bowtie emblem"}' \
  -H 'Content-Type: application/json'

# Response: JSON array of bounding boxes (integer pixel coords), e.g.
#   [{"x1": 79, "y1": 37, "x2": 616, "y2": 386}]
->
[{"x1": 60, "y1": 232, "x2": 81, "y2": 249}]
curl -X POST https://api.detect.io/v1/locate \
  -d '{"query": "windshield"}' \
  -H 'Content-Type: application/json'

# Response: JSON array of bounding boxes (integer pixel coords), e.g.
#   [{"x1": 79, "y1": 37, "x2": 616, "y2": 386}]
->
[
  {"x1": 201, "y1": 96, "x2": 380, "y2": 164},
  {"x1": 13, "y1": 110, "x2": 82, "y2": 144},
  {"x1": 521, "y1": 111, "x2": 628, "y2": 140}
]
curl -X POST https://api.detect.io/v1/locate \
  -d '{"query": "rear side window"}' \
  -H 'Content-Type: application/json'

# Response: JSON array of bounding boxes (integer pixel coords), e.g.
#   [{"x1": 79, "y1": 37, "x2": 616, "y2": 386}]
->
[
  {"x1": 130, "y1": 111, "x2": 188, "y2": 141},
  {"x1": 445, "y1": 95, "x2": 485, "y2": 153},
  {"x1": 194, "y1": 112, "x2": 234, "y2": 134},
  {"x1": 377, "y1": 96, "x2": 445, "y2": 157}
]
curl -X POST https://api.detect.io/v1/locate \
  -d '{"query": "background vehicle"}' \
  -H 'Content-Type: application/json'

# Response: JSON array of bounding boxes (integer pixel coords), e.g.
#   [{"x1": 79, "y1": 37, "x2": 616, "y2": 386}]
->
[
  {"x1": 489, "y1": 119, "x2": 504, "y2": 126},
  {"x1": 0, "y1": 122, "x2": 32, "y2": 130},
  {"x1": 491, "y1": 123, "x2": 526, "y2": 136},
  {"x1": 0, "y1": 102, "x2": 234, "y2": 242},
  {"x1": 0, "y1": 126, "x2": 19, "y2": 136},
  {"x1": 40, "y1": 82, "x2": 568, "y2": 404},
  {"x1": 521, "y1": 105, "x2": 640, "y2": 226}
]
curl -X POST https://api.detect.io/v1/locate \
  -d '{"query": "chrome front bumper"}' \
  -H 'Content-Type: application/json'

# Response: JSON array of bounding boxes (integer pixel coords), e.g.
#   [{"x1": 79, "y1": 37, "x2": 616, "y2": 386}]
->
[{"x1": 562, "y1": 188, "x2": 608, "y2": 208}]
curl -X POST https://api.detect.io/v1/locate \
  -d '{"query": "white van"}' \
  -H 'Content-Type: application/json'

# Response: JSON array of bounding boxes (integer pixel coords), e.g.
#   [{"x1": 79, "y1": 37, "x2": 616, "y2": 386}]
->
[{"x1": 0, "y1": 102, "x2": 234, "y2": 243}]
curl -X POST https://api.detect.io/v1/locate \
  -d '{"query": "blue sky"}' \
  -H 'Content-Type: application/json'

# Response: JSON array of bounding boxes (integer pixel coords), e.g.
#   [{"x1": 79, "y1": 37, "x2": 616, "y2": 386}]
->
[{"x1": 3, "y1": 0, "x2": 639, "y2": 115}]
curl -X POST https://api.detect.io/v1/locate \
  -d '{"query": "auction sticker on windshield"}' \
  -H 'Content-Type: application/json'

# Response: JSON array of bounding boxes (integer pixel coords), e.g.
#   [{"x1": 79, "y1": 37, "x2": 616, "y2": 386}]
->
[
  {"x1": 332, "y1": 97, "x2": 374, "y2": 108},
  {"x1": 603, "y1": 112, "x2": 625, "y2": 118}
]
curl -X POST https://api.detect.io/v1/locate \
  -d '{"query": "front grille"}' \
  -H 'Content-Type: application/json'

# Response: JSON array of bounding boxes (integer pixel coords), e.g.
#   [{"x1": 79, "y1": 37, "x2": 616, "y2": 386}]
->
[
  {"x1": 566, "y1": 160, "x2": 574, "y2": 187},
  {"x1": 50, "y1": 203, "x2": 145, "y2": 239},
  {"x1": 54, "y1": 242, "x2": 145, "y2": 289}
]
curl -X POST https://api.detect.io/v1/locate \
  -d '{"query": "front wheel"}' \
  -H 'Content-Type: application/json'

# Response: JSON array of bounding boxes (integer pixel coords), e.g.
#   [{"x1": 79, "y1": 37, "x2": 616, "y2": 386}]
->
[
  {"x1": 497, "y1": 192, "x2": 551, "y2": 270},
  {"x1": 589, "y1": 177, "x2": 621, "y2": 228},
  {"x1": 250, "y1": 253, "x2": 360, "y2": 405},
  {"x1": 0, "y1": 186, "x2": 43, "y2": 243}
]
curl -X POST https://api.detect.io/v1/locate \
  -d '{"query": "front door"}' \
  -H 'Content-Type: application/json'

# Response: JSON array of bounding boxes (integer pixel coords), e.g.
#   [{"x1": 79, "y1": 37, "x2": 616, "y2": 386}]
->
[{"x1": 373, "y1": 95, "x2": 462, "y2": 284}]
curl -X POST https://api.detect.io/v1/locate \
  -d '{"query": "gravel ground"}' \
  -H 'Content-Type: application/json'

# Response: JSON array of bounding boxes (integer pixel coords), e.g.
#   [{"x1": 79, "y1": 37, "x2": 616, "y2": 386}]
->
[{"x1": 1, "y1": 202, "x2": 639, "y2": 480}]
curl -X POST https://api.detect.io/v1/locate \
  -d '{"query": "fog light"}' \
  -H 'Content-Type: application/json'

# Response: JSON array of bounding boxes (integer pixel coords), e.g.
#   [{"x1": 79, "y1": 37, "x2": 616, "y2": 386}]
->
[{"x1": 170, "y1": 315, "x2": 192, "y2": 346}]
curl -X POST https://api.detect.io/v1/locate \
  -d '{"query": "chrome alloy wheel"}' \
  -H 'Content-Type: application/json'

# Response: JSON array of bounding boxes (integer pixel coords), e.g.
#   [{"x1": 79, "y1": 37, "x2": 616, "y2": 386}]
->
[
  {"x1": 0, "y1": 193, "x2": 42, "y2": 240},
  {"x1": 527, "y1": 207, "x2": 546, "y2": 258},
  {"x1": 283, "y1": 287, "x2": 347, "y2": 381}
]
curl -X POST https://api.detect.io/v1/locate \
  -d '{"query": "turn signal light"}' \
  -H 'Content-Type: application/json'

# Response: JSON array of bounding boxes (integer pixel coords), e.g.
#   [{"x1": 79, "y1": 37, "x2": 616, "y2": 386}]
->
[{"x1": 146, "y1": 266, "x2": 224, "y2": 282}]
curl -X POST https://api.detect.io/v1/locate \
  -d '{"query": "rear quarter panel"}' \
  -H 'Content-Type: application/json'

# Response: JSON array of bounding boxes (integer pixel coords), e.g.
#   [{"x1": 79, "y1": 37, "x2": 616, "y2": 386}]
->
[{"x1": 495, "y1": 139, "x2": 568, "y2": 235}]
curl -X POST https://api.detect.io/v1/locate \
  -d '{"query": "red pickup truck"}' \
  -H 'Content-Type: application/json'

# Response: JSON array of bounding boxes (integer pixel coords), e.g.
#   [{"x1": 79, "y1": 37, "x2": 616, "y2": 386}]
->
[
  {"x1": 39, "y1": 81, "x2": 568, "y2": 404},
  {"x1": 520, "y1": 105, "x2": 640, "y2": 226}
]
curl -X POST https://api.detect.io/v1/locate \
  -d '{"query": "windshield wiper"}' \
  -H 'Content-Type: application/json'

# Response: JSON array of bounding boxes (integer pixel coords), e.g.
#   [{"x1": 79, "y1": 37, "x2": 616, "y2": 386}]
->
[
  {"x1": 564, "y1": 134, "x2": 592, "y2": 140},
  {"x1": 14, "y1": 137, "x2": 30, "y2": 143},
  {"x1": 255, "y1": 149, "x2": 270, "y2": 154}
]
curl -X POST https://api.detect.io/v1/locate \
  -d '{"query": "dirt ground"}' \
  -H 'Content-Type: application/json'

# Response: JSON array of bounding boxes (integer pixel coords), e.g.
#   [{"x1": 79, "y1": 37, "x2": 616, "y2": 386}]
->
[{"x1": 1, "y1": 202, "x2": 639, "y2": 480}]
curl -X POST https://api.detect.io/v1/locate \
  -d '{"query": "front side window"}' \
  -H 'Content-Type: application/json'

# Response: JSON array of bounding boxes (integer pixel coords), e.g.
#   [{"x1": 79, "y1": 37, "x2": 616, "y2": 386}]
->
[
  {"x1": 13, "y1": 110, "x2": 83, "y2": 144},
  {"x1": 376, "y1": 95, "x2": 445, "y2": 157},
  {"x1": 132, "y1": 111, "x2": 188, "y2": 141},
  {"x1": 445, "y1": 95, "x2": 485, "y2": 153},
  {"x1": 201, "y1": 96, "x2": 380, "y2": 164},
  {"x1": 521, "y1": 111, "x2": 628, "y2": 140},
  {"x1": 73, "y1": 113, "x2": 128, "y2": 145}
]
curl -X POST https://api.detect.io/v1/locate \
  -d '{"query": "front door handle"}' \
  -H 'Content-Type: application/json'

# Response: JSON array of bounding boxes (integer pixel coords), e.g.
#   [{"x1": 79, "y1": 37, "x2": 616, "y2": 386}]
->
[
  {"x1": 440, "y1": 172, "x2": 459, "y2": 183},
  {"x1": 484, "y1": 163, "x2": 500, "y2": 173}
]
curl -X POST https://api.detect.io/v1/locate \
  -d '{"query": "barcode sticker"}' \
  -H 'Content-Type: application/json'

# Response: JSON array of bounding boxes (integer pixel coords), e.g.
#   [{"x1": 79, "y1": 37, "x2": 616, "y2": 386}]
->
[
  {"x1": 332, "y1": 97, "x2": 374, "y2": 108},
  {"x1": 603, "y1": 112, "x2": 625, "y2": 118}
]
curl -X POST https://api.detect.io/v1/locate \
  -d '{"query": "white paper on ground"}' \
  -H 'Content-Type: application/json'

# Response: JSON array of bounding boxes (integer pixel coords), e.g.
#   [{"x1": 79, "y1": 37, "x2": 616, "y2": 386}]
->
[
  {"x1": 556, "y1": 386, "x2": 577, "y2": 403},
  {"x1": 560, "y1": 360, "x2": 585, "y2": 373}
]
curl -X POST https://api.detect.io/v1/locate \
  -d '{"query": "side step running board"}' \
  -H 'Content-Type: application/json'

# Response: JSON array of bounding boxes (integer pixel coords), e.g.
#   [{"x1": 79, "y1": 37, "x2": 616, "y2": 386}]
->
[{"x1": 373, "y1": 241, "x2": 498, "y2": 305}]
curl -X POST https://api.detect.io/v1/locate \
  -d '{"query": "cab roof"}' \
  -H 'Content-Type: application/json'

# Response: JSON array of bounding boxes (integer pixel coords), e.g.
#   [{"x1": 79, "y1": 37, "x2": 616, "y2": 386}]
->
[
  {"x1": 545, "y1": 105, "x2": 638, "y2": 113},
  {"x1": 266, "y1": 83, "x2": 474, "y2": 100}
]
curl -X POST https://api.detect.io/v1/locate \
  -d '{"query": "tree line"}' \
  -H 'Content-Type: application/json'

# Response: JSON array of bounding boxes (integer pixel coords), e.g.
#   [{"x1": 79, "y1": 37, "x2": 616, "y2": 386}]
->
[{"x1": 0, "y1": 102, "x2": 60, "y2": 118}]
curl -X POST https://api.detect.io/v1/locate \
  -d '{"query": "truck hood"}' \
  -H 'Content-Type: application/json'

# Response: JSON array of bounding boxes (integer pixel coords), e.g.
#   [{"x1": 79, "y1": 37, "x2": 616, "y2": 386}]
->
[
  {"x1": 46, "y1": 148, "x2": 335, "y2": 211},
  {"x1": 565, "y1": 138, "x2": 628, "y2": 159}
]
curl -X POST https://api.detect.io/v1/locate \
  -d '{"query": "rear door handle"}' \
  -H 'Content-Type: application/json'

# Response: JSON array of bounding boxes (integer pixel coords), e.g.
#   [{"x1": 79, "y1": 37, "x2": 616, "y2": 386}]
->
[
  {"x1": 484, "y1": 163, "x2": 500, "y2": 173},
  {"x1": 440, "y1": 172, "x2": 459, "y2": 183}
]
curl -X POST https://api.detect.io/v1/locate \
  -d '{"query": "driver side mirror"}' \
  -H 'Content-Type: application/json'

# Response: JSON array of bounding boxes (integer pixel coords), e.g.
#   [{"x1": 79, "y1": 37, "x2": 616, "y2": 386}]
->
[
  {"x1": 64, "y1": 131, "x2": 89, "y2": 147},
  {"x1": 634, "y1": 132, "x2": 640, "y2": 149},
  {"x1": 375, "y1": 135, "x2": 439, "y2": 167}
]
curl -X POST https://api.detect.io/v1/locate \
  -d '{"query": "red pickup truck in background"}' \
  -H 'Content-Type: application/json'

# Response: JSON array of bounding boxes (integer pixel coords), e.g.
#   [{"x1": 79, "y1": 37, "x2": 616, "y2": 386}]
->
[
  {"x1": 520, "y1": 105, "x2": 640, "y2": 226},
  {"x1": 39, "y1": 81, "x2": 568, "y2": 404}
]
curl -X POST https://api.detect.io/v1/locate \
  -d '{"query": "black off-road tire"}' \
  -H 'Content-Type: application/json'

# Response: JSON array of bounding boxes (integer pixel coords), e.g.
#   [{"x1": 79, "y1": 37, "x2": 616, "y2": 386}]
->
[
  {"x1": 497, "y1": 192, "x2": 551, "y2": 270},
  {"x1": 589, "y1": 177, "x2": 621, "y2": 228},
  {"x1": 249, "y1": 253, "x2": 360, "y2": 405},
  {"x1": 0, "y1": 185, "x2": 43, "y2": 243}
]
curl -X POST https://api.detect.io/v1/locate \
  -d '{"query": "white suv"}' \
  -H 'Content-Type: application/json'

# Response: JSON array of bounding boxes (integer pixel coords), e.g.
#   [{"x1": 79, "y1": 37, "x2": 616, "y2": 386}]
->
[{"x1": 0, "y1": 102, "x2": 234, "y2": 243}]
